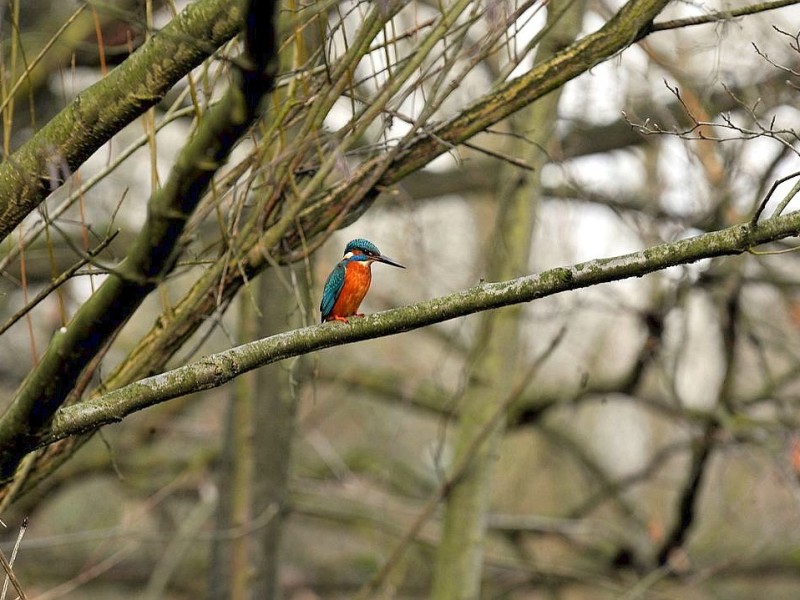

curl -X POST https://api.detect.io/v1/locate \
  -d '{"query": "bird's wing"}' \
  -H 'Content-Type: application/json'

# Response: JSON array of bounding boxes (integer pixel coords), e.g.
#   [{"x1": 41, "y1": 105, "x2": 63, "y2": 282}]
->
[{"x1": 320, "y1": 261, "x2": 346, "y2": 321}]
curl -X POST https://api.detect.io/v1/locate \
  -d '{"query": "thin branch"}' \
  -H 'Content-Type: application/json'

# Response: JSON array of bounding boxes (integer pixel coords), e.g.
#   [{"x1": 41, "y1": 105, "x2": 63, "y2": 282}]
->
[
  {"x1": 751, "y1": 170, "x2": 800, "y2": 224},
  {"x1": 0, "y1": 3, "x2": 88, "y2": 117},
  {"x1": 0, "y1": 516, "x2": 26, "y2": 600},
  {"x1": 656, "y1": 424, "x2": 717, "y2": 566},
  {"x1": 0, "y1": 231, "x2": 118, "y2": 336},
  {"x1": 461, "y1": 140, "x2": 538, "y2": 172},
  {"x1": 770, "y1": 177, "x2": 800, "y2": 220},
  {"x1": 649, "y1": 0, "x2": 800, "y2": 33},
  {"x1": 628, "y1": 80, "x2": 800, "y2": 155},
  {"x1": 0, "y1": 545, "x2": 27, "y2": 600}
]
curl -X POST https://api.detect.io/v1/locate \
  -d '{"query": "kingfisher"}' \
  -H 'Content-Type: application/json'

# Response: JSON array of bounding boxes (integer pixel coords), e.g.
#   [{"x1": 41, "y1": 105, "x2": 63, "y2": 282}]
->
[{"x1": 320, "y1": 238, "x2": 405, "y2": 323}]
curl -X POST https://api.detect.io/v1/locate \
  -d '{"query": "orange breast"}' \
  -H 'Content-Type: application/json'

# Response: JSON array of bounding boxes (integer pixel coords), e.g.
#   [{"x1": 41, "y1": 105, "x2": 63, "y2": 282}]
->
[{"x1": 330, "y1": 262, "x2": 372, "y2": 318}]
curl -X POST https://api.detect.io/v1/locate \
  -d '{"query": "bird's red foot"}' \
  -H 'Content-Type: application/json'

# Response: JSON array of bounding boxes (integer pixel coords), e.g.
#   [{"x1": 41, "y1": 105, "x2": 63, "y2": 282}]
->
[{"x1": 327, "y1": 313, "x2": 365, "y2": 324}]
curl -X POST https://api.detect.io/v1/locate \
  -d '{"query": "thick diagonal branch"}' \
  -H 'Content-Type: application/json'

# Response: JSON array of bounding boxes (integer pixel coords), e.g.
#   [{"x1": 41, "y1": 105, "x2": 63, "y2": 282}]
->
[
  {"x1": 38, "y1": 209, "x2": 800, "y2": 446},
  {"x1": 0, "y1": 0, "x2": 280, "y2": 482}
]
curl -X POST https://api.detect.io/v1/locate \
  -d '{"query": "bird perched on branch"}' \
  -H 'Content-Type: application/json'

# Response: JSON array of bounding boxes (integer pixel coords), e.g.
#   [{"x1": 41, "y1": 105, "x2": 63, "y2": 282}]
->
[{"x1": 320, "y1": 239, "x2": 405, "y2": 323}]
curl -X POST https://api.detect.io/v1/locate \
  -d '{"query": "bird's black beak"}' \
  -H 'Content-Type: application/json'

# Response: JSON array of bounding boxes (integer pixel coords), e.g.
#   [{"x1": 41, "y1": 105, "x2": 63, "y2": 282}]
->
[{"x1": 375, "y1": 254, "x2": 405, "y2": 269}]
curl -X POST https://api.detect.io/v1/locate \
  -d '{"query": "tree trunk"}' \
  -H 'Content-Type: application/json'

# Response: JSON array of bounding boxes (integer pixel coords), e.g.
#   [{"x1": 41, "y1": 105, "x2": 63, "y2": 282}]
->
[{"x1": 431, "y1": 1, "x2": 587, "y2": 596}]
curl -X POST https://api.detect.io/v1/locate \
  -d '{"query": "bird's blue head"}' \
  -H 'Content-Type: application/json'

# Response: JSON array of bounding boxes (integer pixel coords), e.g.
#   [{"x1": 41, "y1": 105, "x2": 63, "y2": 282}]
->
[
  {"x1": 342, "y1": 238, "x2": 405, "y2": 268},
  {"x1": 344, "y1": 238, "x2": 380, "y2": 257}
]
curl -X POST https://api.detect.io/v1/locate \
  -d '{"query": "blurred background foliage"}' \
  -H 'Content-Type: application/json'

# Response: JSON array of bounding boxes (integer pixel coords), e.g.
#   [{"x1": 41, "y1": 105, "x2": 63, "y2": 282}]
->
[{"x1": 2, "y1": 0, "x2": 800, "y2": 598}]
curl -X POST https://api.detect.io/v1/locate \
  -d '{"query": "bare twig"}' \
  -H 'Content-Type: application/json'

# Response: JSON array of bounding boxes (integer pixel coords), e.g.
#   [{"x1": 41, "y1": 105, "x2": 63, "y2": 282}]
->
[
  {"x1": 0, "y1": 232, "x2": 119, "y2": 336},
  {"x1": 649, "y1": 0, "x2": 800, "y2": 33},
  {"x1": 656, "y1": 424, "x2": 717, "y2": 567},
  {"x1": 751, "y1": 170, "x2": 800, "y2": 224},
  {"x1": 0, "y1": 4, "x2": 87, "y2": 117},
  {"x1": 0, "y1": 517, "x2": 26, "y2": 600},
  {"x1": 626, "y1": 81, "x2": 800, "y2": 156},
  {"x1": 0, "y1": 544, "x2": 27, "y2": 600}
]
